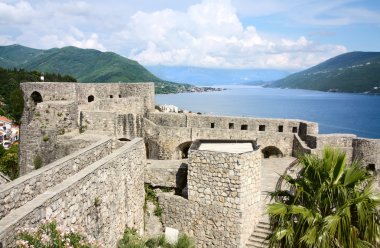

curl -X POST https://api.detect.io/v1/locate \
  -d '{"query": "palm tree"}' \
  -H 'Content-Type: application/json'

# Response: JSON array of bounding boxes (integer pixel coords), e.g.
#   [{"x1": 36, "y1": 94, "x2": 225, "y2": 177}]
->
[{"x1": 267, "y1": 148, "x2": 380, "y2": 248}]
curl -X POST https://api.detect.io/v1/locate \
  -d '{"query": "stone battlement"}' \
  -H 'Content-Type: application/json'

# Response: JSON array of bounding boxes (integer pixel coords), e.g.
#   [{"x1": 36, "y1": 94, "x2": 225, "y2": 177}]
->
[{"x1": 0, "y1": 82, "x2": 378, "y2": 247}]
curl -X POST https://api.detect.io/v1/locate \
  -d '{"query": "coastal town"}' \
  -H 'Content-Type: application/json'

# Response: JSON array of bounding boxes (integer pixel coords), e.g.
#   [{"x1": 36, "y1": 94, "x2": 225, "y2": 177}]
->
[{"x1": 0, "y1": 116, "x2": 19, "y2": 150}]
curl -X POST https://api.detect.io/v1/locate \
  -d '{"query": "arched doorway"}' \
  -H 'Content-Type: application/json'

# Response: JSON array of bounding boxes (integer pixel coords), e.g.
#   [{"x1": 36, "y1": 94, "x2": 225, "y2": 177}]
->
[
  {"x1": 88, "y1": 95, "x2": 94, "y2": 102},
  {"x1": 176, "y1": 141, "x2": 193, "y2": 159},
  {"x1": 261, "y1": 146, "x2": 283, "y2": 159},
  {"x1": 31, "y1": 91, "x2": 43, "y2": 105}
]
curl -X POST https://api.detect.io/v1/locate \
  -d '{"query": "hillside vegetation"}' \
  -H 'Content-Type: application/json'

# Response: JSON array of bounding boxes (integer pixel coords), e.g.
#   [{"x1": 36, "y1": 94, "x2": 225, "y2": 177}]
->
[
  {"x1": 269, "y1": 52, "x2": 380, "y2": 93},
  {"x1": 0, "y1": 44, "x2": 193, "y2": 94},
  {"x1": 0, "y1": 67, "x2": 76, "y2": 122}
]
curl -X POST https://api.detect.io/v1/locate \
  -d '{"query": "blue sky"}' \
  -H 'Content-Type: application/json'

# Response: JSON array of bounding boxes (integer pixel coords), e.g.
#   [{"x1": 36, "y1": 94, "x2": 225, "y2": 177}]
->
[{"x1": 0, "y1": 0, "x2": 379, "y2": 70}]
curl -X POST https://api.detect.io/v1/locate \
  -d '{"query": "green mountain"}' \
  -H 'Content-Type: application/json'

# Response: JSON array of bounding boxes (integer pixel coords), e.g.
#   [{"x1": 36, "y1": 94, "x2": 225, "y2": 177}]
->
[
  {"x1": 0, "y1": 44, "x2": 192, "y2": 93},
  {"x1": 269, "y1": 52, "x2": 380, "y2": 93}
]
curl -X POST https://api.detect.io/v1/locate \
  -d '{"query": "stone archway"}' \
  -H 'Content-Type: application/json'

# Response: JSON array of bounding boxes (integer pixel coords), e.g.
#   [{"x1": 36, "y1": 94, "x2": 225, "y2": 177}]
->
[
  {"x1": 261, "y1": 146, "x2": 283, "y2": 159},
  {"x1": 31, "y1": 91, "x2": 43, "y2": 105},
  {"x1": 176, "y1": 141, "x2": 193, "y2": 159}
]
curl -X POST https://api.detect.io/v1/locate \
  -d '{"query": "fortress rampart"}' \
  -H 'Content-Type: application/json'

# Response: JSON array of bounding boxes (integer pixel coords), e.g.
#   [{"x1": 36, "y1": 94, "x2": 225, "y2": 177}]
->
[
  {"x1": 0, "y1": 137, "x2": 112, "y2": 219},
  {"x1": 0, "y1": 82, "x2": 378, "y2": 247},
  {"x1": 0, "y1": 138, "x2": 145, "y2": 247}
]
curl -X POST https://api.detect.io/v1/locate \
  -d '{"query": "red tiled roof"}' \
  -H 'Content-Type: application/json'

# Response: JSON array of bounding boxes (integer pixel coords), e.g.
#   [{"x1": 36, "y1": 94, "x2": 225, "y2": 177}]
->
[{"x1": 0, "y1": 116, "x2": 12, "y2": 123}]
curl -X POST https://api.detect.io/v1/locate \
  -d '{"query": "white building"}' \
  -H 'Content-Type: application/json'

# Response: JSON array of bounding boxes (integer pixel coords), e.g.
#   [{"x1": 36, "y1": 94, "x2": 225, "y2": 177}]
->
[{"x1": 160, "y1": 104, "x2": 179, "y2": 113}]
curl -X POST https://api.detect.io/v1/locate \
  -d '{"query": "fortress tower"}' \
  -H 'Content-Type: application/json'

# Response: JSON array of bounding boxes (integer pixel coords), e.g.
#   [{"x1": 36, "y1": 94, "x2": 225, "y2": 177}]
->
[{"x1": 159, "y1": 139, "x2": 262, "y2": 248}]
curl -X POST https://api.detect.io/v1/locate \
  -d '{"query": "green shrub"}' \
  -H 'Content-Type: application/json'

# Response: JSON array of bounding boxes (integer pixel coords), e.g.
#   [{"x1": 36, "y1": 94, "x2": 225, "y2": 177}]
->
[
  {"x1": 118, "y1": 228, "x2": 146, "y2": 248},
  {"x1": 176, "y1": 235, "x2": 195, "y2": 248},
  {"x1": 16, "y1": 219, "x2": 100, "y2": 247},
  {"x1": 118, "y1": 228, "x2": 194, "y2": 248},
  {"x1": 42, "y1": 135, "x2": 49, "y2": 142},
  {"x1": 33, "y1": 155, "x2": 43, "y2": 169},
  {"x1": 144, "y1": 184, "x2": 163, "y2": 218},
  {"x1": 57, "y1": 112, "x2": 63, "y2": 117},
  {"x1": 0, "y1": 144, "x2": 19, "y2": 179},
  {"x1": 58, "y1": 128, "x2": 65, "y2": 135},
  {"x1": 35, "y1": 111, "x2": 40, "y2": 117}
]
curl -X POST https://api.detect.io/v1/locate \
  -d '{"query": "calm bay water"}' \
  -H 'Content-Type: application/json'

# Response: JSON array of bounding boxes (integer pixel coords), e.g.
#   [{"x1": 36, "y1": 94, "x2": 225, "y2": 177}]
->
[{"x1": 156, "y1": 85, "x2": 380, "y2": 139}]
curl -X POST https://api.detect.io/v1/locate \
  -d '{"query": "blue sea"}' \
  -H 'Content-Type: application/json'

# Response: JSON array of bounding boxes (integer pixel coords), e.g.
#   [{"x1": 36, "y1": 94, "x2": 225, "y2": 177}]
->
[{"x1": 156, "y1": 85, "x2": 380, "y2": 139}]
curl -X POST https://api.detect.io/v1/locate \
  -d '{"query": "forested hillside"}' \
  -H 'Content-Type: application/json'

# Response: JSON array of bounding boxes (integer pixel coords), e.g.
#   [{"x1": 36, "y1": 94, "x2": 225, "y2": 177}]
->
[
  {"x1": 0, "y1": 67, "x2": 76, "y2": 122},
  {"x1": 0, "y1": 45, "x2": 193, "y2": 94},
  {"x1": 269, "y1": 52, "x2": 380, "y2": 93}
]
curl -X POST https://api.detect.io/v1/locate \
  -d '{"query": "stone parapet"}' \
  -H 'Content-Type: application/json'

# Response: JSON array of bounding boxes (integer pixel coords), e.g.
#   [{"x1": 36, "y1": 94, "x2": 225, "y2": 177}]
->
[
  {"x1": 0, "y1": 138, "x2": 145, "y2": 247},
  {"x1": 0, "y1": 137, "x2": 112, "y2": 219}
]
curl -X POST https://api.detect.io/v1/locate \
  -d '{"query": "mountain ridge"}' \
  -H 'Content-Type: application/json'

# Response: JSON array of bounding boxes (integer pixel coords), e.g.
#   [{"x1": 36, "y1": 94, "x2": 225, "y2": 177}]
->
[
  {"x1": 268, "y1": 51, "x2": 380, "y2": 93},
  {"x1": 0, "y1": 44, "x2": 196, "y2": 94}
]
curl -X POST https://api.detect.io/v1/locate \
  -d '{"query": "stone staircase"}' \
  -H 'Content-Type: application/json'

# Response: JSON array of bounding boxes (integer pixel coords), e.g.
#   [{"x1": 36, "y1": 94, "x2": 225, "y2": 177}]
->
[{"x1": 246, "y1": 218, "x2": 271, "y2": 247}]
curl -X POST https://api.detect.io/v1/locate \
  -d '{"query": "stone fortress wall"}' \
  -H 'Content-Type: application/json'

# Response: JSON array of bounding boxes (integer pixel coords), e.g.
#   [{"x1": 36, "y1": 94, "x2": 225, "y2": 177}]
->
[
  {"x1": 0, "y1": 82, "x2": 379, "y2": 247},
  {"x1": 0, "y1": 137, "x2": 112, "y2": 219},
  {"x1": 0, "y1": 139, "x2": 145, "y2": 247},
  {"x1": 19, "y1": 82, "x2": 154, "y2": 175}
]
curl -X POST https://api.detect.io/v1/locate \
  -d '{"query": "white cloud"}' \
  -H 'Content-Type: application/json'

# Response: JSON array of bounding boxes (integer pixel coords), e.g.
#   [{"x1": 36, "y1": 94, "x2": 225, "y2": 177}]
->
[
  {"x1": 0, "y1": 1, "x2": 106, "y2": 51},
  {"x1": 119, "y1": 0, "x2": 347, "y2": 69},
  {"x1": 40, "y1": 33, "x2": 106, "y2": 51},
  {"x1": 0, "y1": 1, "x2": 36, "y2": 24},
  {"x1": 3, "y1": 0, "x2": 369, "y2": 69}
]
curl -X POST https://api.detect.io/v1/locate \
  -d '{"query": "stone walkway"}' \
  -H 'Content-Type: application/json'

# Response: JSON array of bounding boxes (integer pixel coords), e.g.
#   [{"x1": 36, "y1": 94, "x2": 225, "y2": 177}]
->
[{"x1": 260, "y1": 156, "x2": 297, "y2": 214}]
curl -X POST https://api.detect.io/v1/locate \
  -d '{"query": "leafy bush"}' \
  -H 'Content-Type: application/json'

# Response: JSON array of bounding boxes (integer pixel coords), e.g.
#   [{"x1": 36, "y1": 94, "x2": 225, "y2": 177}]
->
[
  {"x1": 144, "y1": 184, "x2": 163, "y2": 218},
  {"x1": 118, "y1": 228, "x2": 146, "y2": 248},
  {"x1": 118, "y1": 228, "x2": 195, "y2": 248},
  {"x1": 42, "y1": 135, "x2": 49, "y2": 142},
  {"x1": 16, "y1": 219, "x2": 100, "y2": 248},
  {"x1": 33, "y1": 154, "x2": 43, "y2": 169},
  {"x1": 0, "y1": 144, "x2": 19, "y2": 179}
]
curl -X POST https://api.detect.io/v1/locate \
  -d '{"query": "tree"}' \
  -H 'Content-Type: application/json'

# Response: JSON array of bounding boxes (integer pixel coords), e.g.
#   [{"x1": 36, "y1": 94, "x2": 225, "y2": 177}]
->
[
  {"x1": 267, "y1": 148, "x2": 380, "y2": 248},
  {"x1": 8, "y1": 88, "x2": 24, "y2": 122},
  {"x1": 0, "y1": 144, "x2": 19, "y2": 179}
]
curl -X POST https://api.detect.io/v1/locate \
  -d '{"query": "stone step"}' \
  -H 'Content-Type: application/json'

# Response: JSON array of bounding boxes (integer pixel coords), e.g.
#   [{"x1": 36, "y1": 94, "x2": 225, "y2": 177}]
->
[
  {"x1": 249, "y1": 231, "x2": 269, "y2": 240},
  {"x1": 246, "y1": 237, "x2": 269, "y2": 248},
  {"x1": 246, "y1": 217, "x2": 271, "y2": 248},
  {"x1": 256, "y1": 222, "x2": 270, "y2": 230}
]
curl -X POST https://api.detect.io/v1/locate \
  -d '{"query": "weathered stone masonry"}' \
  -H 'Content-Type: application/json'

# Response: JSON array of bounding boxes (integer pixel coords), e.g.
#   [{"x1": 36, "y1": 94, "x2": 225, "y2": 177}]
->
[
  {"x1": 19, "y1": 82, "x2": 154, "y2": 175},
  {"x1": 159, "y1": 140, "x2": 261, "y2": 248},
  {"x1": 1, "y1": 81, "x2": 379, "y2": 248},
  {"x1": 0, "y1": 138, "x2": 145, "y2": 247},
  {"x1": 0, "y1": 137, "x2": 112, "y2": 219}
]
